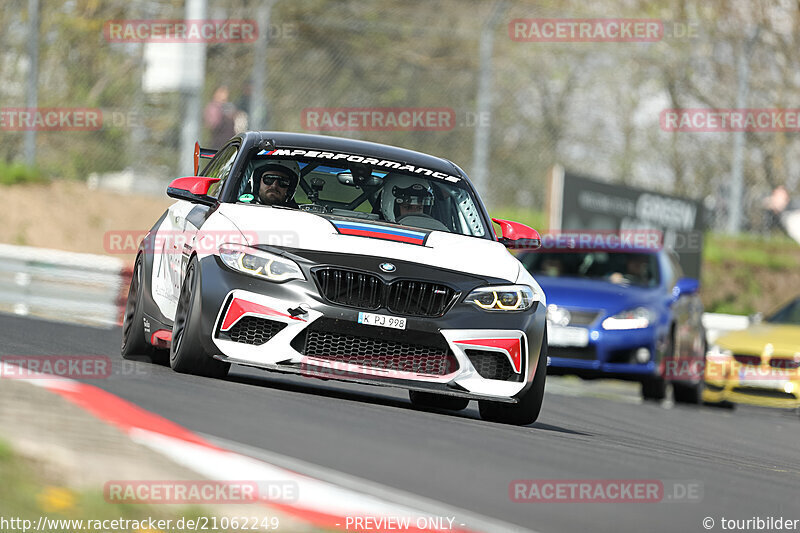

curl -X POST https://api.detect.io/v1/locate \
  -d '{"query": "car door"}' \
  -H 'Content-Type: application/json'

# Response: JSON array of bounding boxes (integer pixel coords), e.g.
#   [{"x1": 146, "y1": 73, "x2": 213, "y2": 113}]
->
[{"x1": 151, "y1": 142, "x2": 240, "y2": 320}]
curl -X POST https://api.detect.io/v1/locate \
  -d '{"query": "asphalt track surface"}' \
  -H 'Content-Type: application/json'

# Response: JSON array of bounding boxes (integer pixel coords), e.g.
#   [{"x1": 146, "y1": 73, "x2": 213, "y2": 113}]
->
[{"x1": 3, "y1": 313, "x2": 799, "y2": 533}]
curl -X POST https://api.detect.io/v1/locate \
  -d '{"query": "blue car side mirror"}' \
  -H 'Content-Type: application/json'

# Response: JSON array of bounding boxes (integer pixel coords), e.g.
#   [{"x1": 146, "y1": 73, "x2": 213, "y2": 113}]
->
[{"x1": 674, "y1": 277, "x2": 700, "y2": 297}]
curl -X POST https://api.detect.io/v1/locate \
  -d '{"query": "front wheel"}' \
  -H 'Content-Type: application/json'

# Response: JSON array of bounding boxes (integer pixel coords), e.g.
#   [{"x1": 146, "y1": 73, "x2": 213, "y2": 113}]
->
[
  {"x1": 170, "y1": 256, "x2": 230, "y2": 379},
  {"x1": 479, "y1": 331, "x2": 547, "y2": 426}
]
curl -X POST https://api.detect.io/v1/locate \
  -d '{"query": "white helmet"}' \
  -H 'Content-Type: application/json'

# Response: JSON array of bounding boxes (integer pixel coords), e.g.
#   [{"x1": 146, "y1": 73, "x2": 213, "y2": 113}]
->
[{"x1": 380, "y1": 174, "x2": 435, "y2": 223}]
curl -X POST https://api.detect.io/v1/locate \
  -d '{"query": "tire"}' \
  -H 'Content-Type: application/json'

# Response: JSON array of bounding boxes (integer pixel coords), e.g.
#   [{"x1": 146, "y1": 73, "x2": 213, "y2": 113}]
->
[
  {"x1": 672, "y1": 380, "x2": 703, "y2": 404},
  {"x1": 641, "y1": 377, "x2": 667, "y2": 401},
  {"x1": 170, "y1": 256, "x2": 230, "y2": 379},
  {"x1": 479, "y1": 331, "x2": 547, "y2": 426},
  {"x1": 409, "y1": 390, "x2": 469, "y2": 411},
  {"x1": 642, "y1": 329, "x2": 674, "y2": 402},
  {"x1": 121, "y1": 255, "x2": 168, "y2": 364}
]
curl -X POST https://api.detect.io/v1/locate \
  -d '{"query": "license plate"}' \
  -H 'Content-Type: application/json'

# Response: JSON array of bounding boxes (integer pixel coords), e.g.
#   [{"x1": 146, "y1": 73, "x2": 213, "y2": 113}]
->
[
  {"x1": 358, "y1": 312, "x2": 407, "y2": 330},
  {"x1": 738, "y1": 367, "x2": 791, "y2": 390},
  {"x1": 547, "y1": 324, "x2": 589, "y2": 347}
]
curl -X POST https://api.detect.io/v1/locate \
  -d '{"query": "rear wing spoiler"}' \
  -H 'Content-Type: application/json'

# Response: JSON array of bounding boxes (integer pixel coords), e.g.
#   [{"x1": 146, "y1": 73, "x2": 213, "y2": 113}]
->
[{"x1": 193, "y1": 142, "x2": 218, "y2": 175}]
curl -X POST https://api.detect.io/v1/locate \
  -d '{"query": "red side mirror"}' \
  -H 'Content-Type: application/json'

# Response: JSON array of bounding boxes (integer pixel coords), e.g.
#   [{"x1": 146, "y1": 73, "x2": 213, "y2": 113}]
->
[
  {"x1": 167, "y1": 176, "x2": 220, "y2": 206},
  {"x1": 492, "y1": 218, "x2": 541, "y2": 250}
]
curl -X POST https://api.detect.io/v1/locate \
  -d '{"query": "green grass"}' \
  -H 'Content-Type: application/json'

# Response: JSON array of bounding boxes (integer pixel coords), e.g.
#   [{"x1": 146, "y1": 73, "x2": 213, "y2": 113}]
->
[
  {"x1": 0, "y1": 438, "x2": 251, "y2": 532},
  {"x1": 703, "y1": 232, "x2": 799, "y2": 270},
  {"x1": 0, "y1": 161, "x2": 45, "y2": 185}
]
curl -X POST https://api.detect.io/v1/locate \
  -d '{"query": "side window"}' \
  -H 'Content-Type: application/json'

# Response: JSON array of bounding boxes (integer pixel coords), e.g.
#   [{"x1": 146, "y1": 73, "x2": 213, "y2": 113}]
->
[
  {"x1": 662, "y1": 252, "x2": 682, "y2": 288},
  {"x1": 661, "y1": 254, "x2": 675, "y2": 289},
  {"x1": 202, "y1": 144, "x2": 239, "y2": 198}
]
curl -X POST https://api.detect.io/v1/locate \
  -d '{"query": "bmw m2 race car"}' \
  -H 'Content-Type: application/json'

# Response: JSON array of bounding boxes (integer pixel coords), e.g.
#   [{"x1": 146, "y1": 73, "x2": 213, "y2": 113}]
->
[{"x1": 122, "y1": 132, "x2": 547, "y2": 425}]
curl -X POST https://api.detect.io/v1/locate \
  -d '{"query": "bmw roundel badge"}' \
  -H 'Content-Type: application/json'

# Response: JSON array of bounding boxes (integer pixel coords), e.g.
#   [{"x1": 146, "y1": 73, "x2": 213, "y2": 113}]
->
[{"x1": 379, "y1": 262, "x2": 396, "y2": 272}]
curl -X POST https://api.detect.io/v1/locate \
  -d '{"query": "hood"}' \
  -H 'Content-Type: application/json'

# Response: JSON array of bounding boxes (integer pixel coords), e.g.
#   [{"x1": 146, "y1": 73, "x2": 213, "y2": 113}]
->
[
  {"x1": 716, "y1": 323, "x2": 800, "y2": 357},
  {"x1": 534, "y1": 275, "x2": 661, "y2": 314},
  {"x1": 215, "y1": 204, "x2": 521, "y2": 282}
]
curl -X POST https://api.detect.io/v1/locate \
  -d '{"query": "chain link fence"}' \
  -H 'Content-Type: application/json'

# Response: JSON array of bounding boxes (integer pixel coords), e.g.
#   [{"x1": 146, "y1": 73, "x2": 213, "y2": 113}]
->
[{"x1": 2, "y1": 0, "x2": 799, "y2": 236}]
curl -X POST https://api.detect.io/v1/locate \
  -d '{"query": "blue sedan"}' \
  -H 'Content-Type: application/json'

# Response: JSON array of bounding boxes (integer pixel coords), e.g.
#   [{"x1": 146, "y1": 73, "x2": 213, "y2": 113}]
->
[{"x1": 518, "y1": 248, "x2": 706, "y2": 403}]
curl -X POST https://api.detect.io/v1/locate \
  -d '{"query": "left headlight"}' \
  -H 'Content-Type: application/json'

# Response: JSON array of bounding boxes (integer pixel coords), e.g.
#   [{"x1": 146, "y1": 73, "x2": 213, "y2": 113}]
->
[
  {"x1": 218, "y1": 243, "x2": 305, "y2": 282},
  {"x1": 601, "y1": 307, "x2": 654, "y2": 330},
  {"x1": 465, "y1": 285, "x2": 538, "y2": 311}
]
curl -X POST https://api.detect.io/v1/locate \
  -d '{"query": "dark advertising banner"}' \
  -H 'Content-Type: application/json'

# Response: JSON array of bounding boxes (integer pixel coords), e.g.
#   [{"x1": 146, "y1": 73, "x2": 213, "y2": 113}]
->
[{"x1": 549, "y1": 168, "x2": 704, "y2": 278}]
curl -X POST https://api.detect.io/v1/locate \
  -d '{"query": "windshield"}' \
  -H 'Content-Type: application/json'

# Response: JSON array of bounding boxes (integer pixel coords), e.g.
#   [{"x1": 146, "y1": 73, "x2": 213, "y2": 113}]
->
[
  {"x1": 520, "y1": 251, "x2": 660, "y2": 287},
  {"x1": 230, "y1": 152, "x2": 489, "y2": 238},
  {"x1": 767, "y1": 298, "x2": 800, "y2": 325}
]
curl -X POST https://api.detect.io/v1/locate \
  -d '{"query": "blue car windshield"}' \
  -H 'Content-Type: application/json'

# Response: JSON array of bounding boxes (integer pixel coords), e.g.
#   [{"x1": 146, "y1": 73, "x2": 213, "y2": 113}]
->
[
  {"x1": 767, "y1": 299, "x2": 800, "y2": 325},
  {"x1": 521, "y1": 251, "x2": 660, "y2": 287}
]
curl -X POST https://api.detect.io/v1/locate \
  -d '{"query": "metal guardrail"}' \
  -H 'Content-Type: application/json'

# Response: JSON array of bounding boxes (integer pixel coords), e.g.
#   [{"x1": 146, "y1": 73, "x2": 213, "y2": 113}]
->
[{"x1": 0, "y1": 244, "x2": 129, "y2": 327}]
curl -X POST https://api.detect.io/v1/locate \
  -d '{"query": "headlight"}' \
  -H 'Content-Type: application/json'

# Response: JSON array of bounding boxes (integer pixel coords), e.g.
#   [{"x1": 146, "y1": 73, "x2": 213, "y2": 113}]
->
[
  {"x1": 465, "y1": 285, "x2": 537, "y2": 311},
  {"x1": 218, "y1": 243, "x2": 304, "y2": 282},
  {"x1": 601, "y1": 307, "x2": 654, "y2": 330}
]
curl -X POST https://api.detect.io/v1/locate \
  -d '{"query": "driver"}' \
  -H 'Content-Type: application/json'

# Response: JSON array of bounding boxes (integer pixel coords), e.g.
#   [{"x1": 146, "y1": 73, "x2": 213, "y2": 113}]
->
[
  {"x1": 253, "y1": 161, "x2": 300, "y2": 207},
  {"x1": 380, "y1": 175, "x2": 435, "y2": 223},
  {"x1": 609, "y1": 255, "x2": 650, "y2": 285}
]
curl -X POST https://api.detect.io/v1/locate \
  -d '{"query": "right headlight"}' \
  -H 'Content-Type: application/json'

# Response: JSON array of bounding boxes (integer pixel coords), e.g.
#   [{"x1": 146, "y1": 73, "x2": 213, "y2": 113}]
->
[
  {"x1": 465, "y1": 285, "x2": 538, "y2": 311},
  {"x1": 218, "y1": 243, "x2": 304, "y2": 283},
  {"x1": 601, "y1": 307, "x2": 654, "y2": 330}
]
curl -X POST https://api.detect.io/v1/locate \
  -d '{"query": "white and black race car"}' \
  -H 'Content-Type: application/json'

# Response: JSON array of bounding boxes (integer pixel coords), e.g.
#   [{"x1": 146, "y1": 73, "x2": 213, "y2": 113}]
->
[{"x1": 122, "y1": 132, "x2": 548, "y2": 425}]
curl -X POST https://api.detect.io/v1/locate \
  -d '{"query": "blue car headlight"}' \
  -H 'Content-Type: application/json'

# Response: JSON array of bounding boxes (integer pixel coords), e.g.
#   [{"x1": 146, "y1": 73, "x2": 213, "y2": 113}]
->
[
  {"x1": 601, "y1": 307, "x2": 654, "y2": 330},
  {"x1": 218, "y1": 243, "x2": 304, "y2": 282}
]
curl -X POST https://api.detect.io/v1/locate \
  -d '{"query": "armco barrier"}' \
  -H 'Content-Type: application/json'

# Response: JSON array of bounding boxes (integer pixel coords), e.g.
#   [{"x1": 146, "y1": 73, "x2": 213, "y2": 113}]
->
[{"x1": 0, "y1": 243, "x2": 130, "y2": 326}]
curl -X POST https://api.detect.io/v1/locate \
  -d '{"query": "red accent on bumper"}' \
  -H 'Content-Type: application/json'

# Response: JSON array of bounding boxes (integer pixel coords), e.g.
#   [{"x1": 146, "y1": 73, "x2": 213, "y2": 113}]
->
[
  {"x1": 220, "y1": 297, "x2": 305, "y2": 331},
  {"x1": 150, "y1": 329, "x2": 172, "y2": 349},
  {"x1": 455, "y1": 338, "x2": 522, "y2": 373}
]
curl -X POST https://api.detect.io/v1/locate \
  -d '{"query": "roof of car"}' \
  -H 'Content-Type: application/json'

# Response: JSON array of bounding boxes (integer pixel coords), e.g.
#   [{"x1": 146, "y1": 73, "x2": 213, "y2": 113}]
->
[{"x1": 239, "y1": 131, "x2": 466, "y2": 179}]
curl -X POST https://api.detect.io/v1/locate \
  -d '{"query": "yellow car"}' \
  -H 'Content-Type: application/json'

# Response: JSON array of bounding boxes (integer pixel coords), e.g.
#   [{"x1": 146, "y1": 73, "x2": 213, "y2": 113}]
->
[{"x1": 703, "y1": 297, "x2": 800, "y2": 409}]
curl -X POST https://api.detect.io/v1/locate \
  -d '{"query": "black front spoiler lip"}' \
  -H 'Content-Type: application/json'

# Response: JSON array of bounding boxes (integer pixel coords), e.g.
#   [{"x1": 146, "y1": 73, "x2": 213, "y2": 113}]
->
[{"x1": 213, "y1": 356, "x2": 519, "y2": 403}]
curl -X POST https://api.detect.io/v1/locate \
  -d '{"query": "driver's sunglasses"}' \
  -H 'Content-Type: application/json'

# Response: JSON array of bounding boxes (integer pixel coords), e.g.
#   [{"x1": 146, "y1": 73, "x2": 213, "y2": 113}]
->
[{"x1": 260, "y1": 174, "x2": 291, "y2": 188}]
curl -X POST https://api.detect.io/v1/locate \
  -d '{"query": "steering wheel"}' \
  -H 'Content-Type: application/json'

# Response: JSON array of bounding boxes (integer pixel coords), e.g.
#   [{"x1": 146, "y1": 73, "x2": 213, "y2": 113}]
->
[{"x1": 396, "y1": 214, "x2": 450, "y2": 232}]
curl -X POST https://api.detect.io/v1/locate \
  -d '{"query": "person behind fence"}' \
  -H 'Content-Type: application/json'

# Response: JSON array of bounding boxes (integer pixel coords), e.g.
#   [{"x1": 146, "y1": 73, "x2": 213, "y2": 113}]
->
[
  {"x1": 764, "y1": 185, "x2": 800, "y2": 245},
  {"x1": 204, "y1": 86, "x2": 237, "y2": 149}
]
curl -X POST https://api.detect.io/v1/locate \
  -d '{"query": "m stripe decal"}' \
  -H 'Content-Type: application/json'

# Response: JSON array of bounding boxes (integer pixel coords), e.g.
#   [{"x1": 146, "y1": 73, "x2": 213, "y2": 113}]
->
[{"x1": 331, "y1": 220, "x2": 429, "y2": 246}]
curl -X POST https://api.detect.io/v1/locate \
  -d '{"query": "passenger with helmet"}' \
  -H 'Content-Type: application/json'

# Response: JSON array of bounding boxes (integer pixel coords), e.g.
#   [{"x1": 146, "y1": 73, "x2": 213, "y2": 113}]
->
[
  {"x1": 380, "y1": 174, "x2": 449, "y2": 231},
  {"x1": 252, "y1": 160, "x2": 300, "y2": 207}
]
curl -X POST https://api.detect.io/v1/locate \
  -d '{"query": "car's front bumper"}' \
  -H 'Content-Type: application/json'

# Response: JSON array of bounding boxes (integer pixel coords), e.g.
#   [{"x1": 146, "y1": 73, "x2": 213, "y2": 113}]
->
[
  {"x1": 704, "y1": 356, "x2": 800, "y2": 408},
  {"x1": 194, "y1": 255, "x2": 547, "y2": 402},
  {"x1": 545, "y1": 325, "x2": 664, "y2": 381}
]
